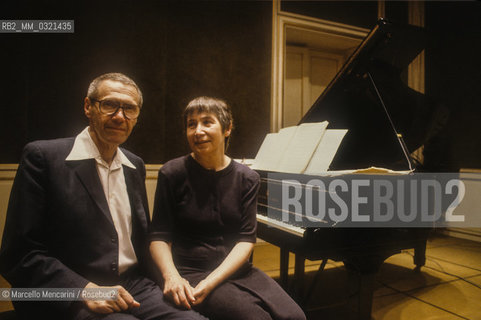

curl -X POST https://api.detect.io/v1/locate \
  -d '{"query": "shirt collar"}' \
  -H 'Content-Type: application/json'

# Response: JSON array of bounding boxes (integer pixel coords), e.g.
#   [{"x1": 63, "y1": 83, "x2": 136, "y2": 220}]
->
[{"x1": 65, "y1": 127, "x2": 136, "y2": 169}]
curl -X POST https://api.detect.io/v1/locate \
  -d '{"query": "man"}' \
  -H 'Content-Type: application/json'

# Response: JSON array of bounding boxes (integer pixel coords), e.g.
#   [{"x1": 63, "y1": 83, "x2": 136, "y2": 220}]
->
[{"x1": 0, "y1": 73, "x2": 205, "y2": 320}]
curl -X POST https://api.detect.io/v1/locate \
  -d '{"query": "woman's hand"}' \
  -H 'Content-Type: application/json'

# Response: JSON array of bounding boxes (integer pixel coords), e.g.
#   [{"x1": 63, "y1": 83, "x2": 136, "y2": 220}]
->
[
  {"x1": 163, "y1": 274, "x2": 196, "y2": 309},
  {"x1": 150, "y1": 241, "x2": 196, "y2": 309},
  {"x1": 192, "y1": 279, "x2": 214, "y2": 306},
  {"x1": 151, "y1": 241, "x2": 253, "y2": 308},
  {"x1": 191, "y1": 242, "x2": 254, "y2": 306}
]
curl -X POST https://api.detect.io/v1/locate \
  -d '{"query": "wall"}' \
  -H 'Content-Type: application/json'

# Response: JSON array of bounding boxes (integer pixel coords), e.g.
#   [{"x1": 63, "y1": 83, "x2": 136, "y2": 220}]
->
[
  {"x1": 0, "y1": 0, "x2": 272, "y2": 164},
  {"x1": 281, "y1": 0, "x2": 378, "y2": 29},
  {"x1": 279, "y1": 0, "x2": 481, "y2": 171},
  {"x1": 424, "y1": 1, "x2": 481, "y2": 171},
  {"x1": 160, "y1": 1, "x2": 272, "y2": 160},
  {"x1": 0, "y1": 166, "x2": 17, "y2": 244},
  {"x1": 2, "y1": 1, "x2": 480, "y2": 169}
]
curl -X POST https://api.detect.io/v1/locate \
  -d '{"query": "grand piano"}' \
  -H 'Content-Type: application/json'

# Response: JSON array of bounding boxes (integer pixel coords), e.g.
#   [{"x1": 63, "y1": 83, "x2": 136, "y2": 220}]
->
[{"x1": 255, "y1": 19, "x2": 439, "y2": 320}]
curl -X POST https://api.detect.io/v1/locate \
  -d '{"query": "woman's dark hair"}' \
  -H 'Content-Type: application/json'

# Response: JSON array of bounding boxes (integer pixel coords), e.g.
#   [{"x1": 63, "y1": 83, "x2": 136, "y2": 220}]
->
[{"x1": 183, "y1": 96, "x2": 234, "y2": 149}]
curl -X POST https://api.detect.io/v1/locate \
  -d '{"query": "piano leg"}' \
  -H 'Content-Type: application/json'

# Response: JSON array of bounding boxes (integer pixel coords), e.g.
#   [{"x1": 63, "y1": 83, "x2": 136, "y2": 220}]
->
[
  {"x1": 303, "y1": 259, "x2": 328, "y2": 306},
  {"x1": 277, "y1": 252, "x2": 387, "y2": 319},
  {"x1": 280, "y1": 248, "x2": 289, "y2": 288},
  {"x1": 344, "y1": 255, "x2": 389, "y2": 320},
  {"x1": 346, "y1": 269, "x2": 376, "y2": 320},
  {"x1": 413, "y1": 244, "x2": 426, "y2": 272},
  {"x1": 294, "y1": 254, "x2": 306, "y2": 300},
  {"x1": 278, "y1": 250, "x2": 307, "y2": 303},
  {"x1": 413, "y1": 229, "x2": 428, "y2": 271},
  {"x1": 285, "y1": 253, "x2": 379, "y2": 319}
]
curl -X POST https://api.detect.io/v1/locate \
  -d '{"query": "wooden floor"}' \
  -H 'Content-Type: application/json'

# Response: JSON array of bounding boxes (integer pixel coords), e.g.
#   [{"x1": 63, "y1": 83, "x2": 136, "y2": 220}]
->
[
  {"x1": 252, "y1": 233, "x2": 481, "y2": 320},
  {"x1": 1, "y1": 233, "x2": 481, "y2": 319}
]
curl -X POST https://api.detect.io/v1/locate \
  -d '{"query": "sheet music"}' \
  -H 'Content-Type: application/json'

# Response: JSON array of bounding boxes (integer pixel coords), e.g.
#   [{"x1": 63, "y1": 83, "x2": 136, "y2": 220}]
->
[
  {"x1": 304, "y1": 129, "x2": 348, "y2": 175},
  {"x1": 252, "y1": 126, "x2": 297, "y2": 171},
  {"x1": 276, "y1": 122, "x2": 328, "y2": 173},
  {"x1": 252, "y1": 133, "x2": 279, "y2": 170}
]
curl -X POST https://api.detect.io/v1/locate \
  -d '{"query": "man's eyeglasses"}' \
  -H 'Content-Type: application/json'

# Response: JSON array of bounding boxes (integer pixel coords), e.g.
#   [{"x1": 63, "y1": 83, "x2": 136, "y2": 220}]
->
[{"x1": 90, "y1": 98, "x2": 140, "y2": 120}]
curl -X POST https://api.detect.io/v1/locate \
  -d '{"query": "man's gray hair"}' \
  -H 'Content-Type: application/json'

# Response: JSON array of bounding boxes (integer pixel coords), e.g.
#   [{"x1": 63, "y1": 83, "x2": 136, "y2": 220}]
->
[{"x1": 87, "y1": 72, "x2": 143, "y2": 107}]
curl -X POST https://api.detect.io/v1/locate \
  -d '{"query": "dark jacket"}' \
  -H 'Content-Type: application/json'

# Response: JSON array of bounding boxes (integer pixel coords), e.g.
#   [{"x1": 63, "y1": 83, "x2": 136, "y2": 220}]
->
[{"x1": 0, "y1": 137, "x2": 151, "y2": 318}]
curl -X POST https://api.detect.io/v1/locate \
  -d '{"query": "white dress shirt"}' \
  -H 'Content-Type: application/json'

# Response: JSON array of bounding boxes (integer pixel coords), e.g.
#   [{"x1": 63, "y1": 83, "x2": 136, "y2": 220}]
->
[{"x1": 66, "y1": 127, "x2": 138, "y2": 274}]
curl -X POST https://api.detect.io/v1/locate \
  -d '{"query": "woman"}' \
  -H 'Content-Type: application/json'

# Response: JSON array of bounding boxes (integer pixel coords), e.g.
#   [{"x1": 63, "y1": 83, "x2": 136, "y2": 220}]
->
[{"x1": 150, "y1": 97, "x2": 306, "y2": 320}]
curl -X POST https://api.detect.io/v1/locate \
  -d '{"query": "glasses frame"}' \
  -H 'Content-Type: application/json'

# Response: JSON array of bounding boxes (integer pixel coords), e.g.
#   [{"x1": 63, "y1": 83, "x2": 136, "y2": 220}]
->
[{"x1": 89, "y1": 98, "x2": 140, "y2": 120}]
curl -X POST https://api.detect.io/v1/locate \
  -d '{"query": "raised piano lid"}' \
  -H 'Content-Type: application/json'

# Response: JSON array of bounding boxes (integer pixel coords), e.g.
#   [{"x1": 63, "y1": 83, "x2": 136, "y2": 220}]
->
[{"x1": 300, "y1": 19, "x2": 433, "y2": 171}]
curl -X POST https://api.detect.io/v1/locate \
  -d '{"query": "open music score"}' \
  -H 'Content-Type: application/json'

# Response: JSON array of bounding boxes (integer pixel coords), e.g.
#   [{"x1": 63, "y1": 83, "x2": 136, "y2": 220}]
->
[{"x1": 251, "y1": 121, "x2": 348, "y2": 174}]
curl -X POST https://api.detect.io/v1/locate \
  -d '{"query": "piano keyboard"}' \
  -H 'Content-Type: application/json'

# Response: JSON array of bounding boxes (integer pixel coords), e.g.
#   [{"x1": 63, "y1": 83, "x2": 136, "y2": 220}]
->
[{"x1": 256, "y1": 213, "x2": 305, "y2": 238}]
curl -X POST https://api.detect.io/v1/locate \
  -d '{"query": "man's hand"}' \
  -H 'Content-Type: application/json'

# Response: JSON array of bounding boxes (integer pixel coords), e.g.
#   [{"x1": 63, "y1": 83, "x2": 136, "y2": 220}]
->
[
  {"x1": 192, "y1": 279, "x2": 213, "y2": 306},
  {"x1": 83, "y1": 282, "x2": 140, "y2": 314},
  {"x1": 163, "y1": 274, "x2": 196, "y2": 309}
]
